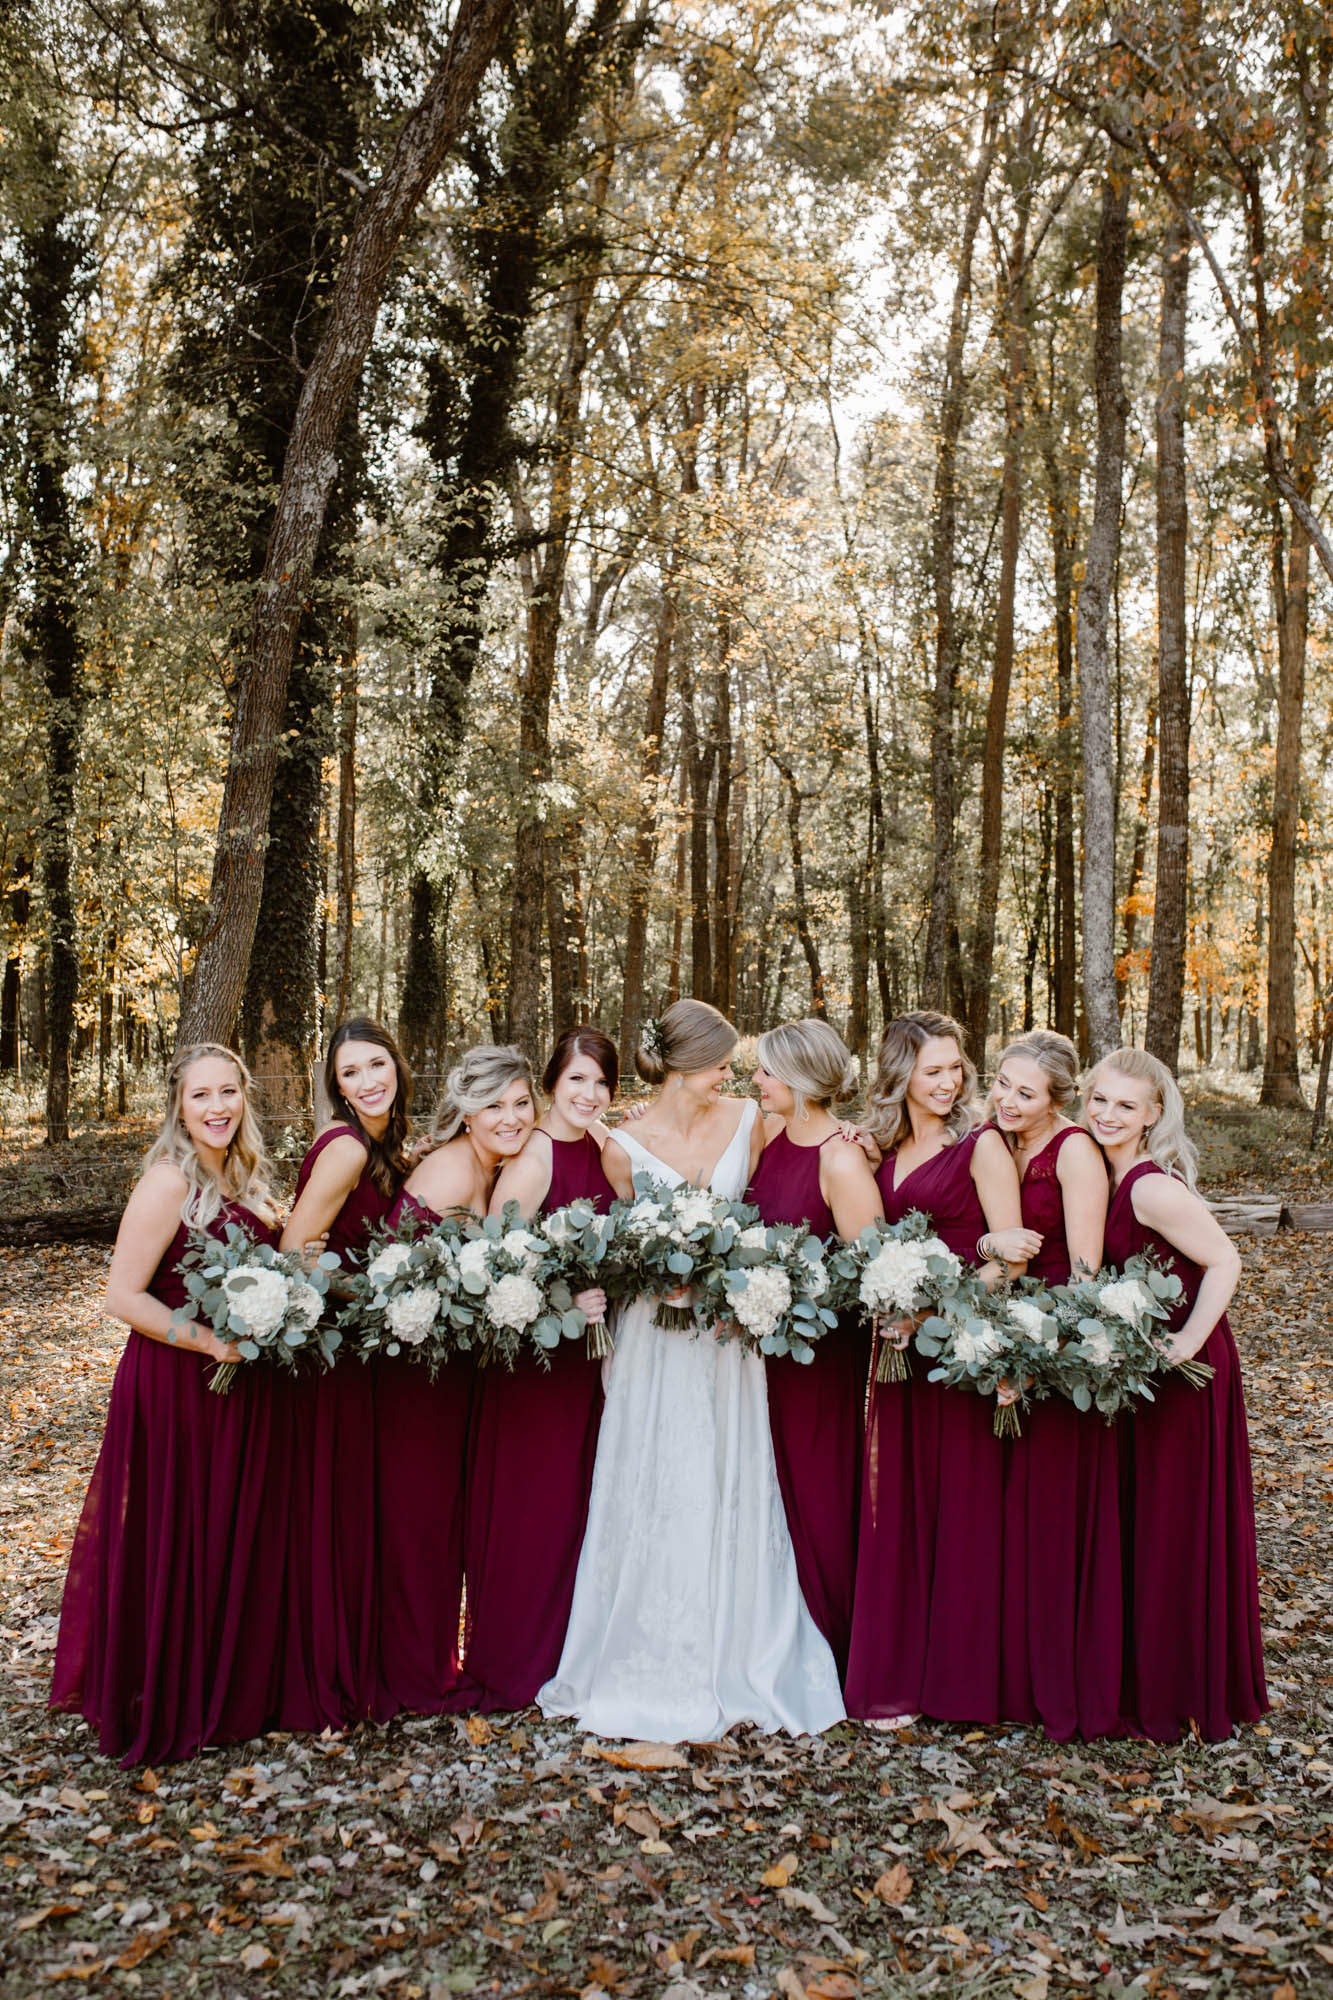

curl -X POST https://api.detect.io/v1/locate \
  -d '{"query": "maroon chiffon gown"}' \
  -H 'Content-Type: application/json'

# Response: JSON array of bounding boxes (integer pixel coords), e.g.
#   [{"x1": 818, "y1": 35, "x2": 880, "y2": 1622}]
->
[
  {"x1": 51, "y1": 1201, "x2": 293, "y2": 1764},
  {"x1": 372, "y1": 1186, "x2": 475, "y2": 1718},
  {"x1": 746, "y1": 1129, "x2": 868, "y2": 1678},
  {"x1": 844, "y1": 1126, "x2": 1009, "y2": 1721},
  {"x1": 280, "y1": 1126, "x2": 391, "y2": 1729},
  {"x1": 997, "y1": 1125, "x2": 1124, "y2": 1738},
  {"x1": 458, "y1": 1132, "x2": 611, "y2": 1710},
  {"x1": 1106, "y1": 1159, "x2": 1266, "y2": 1740}
]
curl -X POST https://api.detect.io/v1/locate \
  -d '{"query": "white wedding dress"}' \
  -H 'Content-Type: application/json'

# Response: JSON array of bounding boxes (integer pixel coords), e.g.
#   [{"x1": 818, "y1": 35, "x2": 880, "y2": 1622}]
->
[{"x1": 538, "y1": 1098, "x2": 846, "y2": 1742}]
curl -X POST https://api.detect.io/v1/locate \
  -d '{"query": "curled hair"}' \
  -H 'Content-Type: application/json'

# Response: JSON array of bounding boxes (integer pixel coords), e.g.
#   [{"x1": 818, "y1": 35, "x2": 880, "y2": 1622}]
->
[
  {"x1": 543, "y1": 1024, "x2": 619, "y2": 1099},
  {"x1": 992, "y1": 1029, "x2": 1080, "y2": 1115},
  {"x1": 1082, "y1": 1047, "x2": 1199, "y2": 1189},
  {"x1": 141, "y1": 1043, "x2": 277, "y2": 1229},
  {"x1": 635, "y1": 998, "x2": 737, "y2": 1086},
  {"x1": 325, "y1": 1016, "x2": 413, "y2": 1200},
  {"x1": 864, "y1": 1010, "x2": 980, "y2": 1155},
  {"x1": 428, "y1": 1043, "x2": 535, "y2": 1145},
  {"x1": 757, "y1": 1018, "x2": 860, "y2": 1122}
]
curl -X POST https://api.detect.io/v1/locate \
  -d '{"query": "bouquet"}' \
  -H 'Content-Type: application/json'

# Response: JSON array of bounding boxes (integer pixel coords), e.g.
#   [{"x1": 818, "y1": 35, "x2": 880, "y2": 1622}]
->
[
  {"x1": 828, "y1": 1211, "x2": 979, "y2": 1384},
  {"x1": 1039, "y1": 1253, "x2": 1206, "y2": 1419},
  {"x1": 339, "y1": 1217, "x2": 472, "y2": 1373},
  {"x1": 700, "y1": 1220, "x2": 838, "y2": 1361},
  {"x1": 601, "y1": 1175, "x2": 755, "y2": 1333},
  {"x1": 539, "y1": 1197, "x2": 619, "y2": 1359},
  {"x1": 914, "y1": 1297, "x2": 1027, "y2": 1436},
  {"x1": 174, "y1": 1221, "x2": 340, "y2": 1394}
]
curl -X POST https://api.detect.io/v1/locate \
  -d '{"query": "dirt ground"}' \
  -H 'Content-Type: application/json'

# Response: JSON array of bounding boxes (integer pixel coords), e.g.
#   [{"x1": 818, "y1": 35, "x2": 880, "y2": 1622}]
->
[{"x1": 1, "y1": 1220, "x2": 1330, "y2": 2000}]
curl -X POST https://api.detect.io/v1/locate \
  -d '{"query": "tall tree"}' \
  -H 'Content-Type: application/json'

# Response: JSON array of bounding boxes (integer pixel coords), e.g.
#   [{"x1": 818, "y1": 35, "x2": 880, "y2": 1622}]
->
[
  {"x1": 176, "y1": 0, "x2": 516, "y2": 1049},
  {"x1": 1077, "y1": 160, "x2": 1131, "y2": 1060}
]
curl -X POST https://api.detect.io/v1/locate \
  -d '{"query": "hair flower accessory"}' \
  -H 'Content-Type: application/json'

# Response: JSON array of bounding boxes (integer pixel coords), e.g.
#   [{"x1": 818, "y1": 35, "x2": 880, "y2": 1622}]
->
[{"x1": 641, "y1": 1015, "x2": 668, "y2": 1062}]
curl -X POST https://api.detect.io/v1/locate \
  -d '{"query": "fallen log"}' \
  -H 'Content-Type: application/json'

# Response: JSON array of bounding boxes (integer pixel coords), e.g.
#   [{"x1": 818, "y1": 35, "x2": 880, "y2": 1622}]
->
[{"x1": 0, "y1": 1205, "x2": 122, "y2": 1247}]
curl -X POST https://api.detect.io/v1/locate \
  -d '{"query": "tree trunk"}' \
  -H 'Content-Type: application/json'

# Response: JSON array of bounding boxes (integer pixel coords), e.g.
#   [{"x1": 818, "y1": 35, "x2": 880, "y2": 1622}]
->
[
  {"x1": 619, "y1": 540, "x2": 681, "y2": 1067},
  {"x1": 680, "y1": 656, "x2": 715, "y2": 1004},
  {"x1": 1077, "y1": 165, "x2": 1132, "y2": 1060},
  {"x1": 966, "y1": 222, "x2": 1029, "y2": 1062},
  {"x1": 923, "y1": 98, "x2": 999, "y2": 1005},
  {"x1": 1261, "y1": 513, "x2": 1310, "y2": 1105},
  {"x1": 334, "y1": 602, "x2": 358, "y2": 1022},
  {"x1": 177, "y1": 0, "x2": 515, "y2": 1049},
  {"x1": 710, "y1": 637, "x2": 734, "y2": 1012},
  {"x1": 507, "y1": 204, "x2": 604, "y2": 1051},
  {"x1": 772, "y1": 753, "x2": 826, "y2": 1019},
  {"x1": 1144, "y1": 202, "x2": 1192, "y2": 1071},
  {"x1": 1118, "y1": 691, "x2": 1158, "y2": 1018},
  {"x1": 1, "y1": 857, "x2": 31, "y2": 1074}
]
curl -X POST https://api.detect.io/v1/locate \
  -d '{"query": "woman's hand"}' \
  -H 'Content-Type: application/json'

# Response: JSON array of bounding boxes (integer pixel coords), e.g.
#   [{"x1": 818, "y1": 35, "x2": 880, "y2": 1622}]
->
[
  {"x1": 982, "y1": 1225, "x2": 1043, "y2": 1264},
  {"x1": 995, "y1": 1379, "x2": 1022, "y2": 1408},
  {"x1": 574, "y1": 1286, "x2": 607, "y2": 1324},
  {"x1": 880, "y1": 1314, "x2": 914, "y2": 1351},
  {"x1": 840, "y1": 1123, "x2": 882, "y2": 1167},
  {"x1": 299, "y1": 1234, "x2": 330, "y2": 1273},
  {"x1": 620, "y1": 1100, "x2": 650, "y2": 1124},
  {"x1": 199, "y1": 1323, "x2": 242, "y2": 1364},
  {"x1": 1167, "y1": 1328, "x2": 1208, "y2": 1368}
]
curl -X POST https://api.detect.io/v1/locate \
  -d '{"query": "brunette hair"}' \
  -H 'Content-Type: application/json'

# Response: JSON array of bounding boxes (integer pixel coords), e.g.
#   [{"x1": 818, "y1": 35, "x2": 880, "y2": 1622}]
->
[
  {"x1": 992, "y1": 1029, "x2": 1080, "y2": 1113},
  {"x1": 757, "y1": 1018, "x2": 860, "y2": 1121},
  {"x1": 429, "y1": 1043, "x2": 535, "y2": 1145},
  {"x1": 142, "y1": 1042, "x2": 277, "y2": 1229},
  {"x1": 864, "y1": 1009, "x2": 981, "y2": 1155},
  {"x1": 324, "y1": 1016, "x2": 413, "y2": 1200},
  {"x1": 1082, "y1": 1047, "x2": 1199, "y2": 1190},
  {"x1": 635, "y1": 998, "x2": 737, "y2": 1086},
  {"x1": 543, "y1": 1024, "x2": 619, "y2": 1099}
]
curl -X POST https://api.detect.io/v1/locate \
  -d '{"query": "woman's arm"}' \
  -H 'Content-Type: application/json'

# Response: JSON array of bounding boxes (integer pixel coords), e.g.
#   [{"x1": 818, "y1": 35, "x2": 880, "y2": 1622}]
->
[
  {"x1": 1056, "y1": 1130, "x2": 1109, "y2": 1275},
  {"x1": 819, "y1": 1140, "x2": 885, "y2": 1241},
  {"x1": 104, "y1": 1164, "x2": 239, "y2": 1362},
  {"x1": 971, "y1": 1128, "x2": 1034, "y2": 1281},
  {"x1": 1130, "y1": 1173, "x2": 1241, "y2": 1364},
  {"x1": 279, "y1": 1133, "x2": 367, "y2": 1254},
  {"x1": 600, "y1": 1137, "x2": 635, "y2": 1200},
  {"x1": 490, "y1": 1131, "x2": 553, "y2": 1220}
]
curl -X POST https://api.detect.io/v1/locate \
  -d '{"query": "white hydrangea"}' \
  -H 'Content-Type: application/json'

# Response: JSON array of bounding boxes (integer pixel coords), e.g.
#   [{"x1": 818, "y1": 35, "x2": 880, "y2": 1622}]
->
[
  {"x1": 859, "y1": 1239, "x2": 932, "y2": 1315},
  {"x1": 625, "y1": 1199, "x2": 664, "y2": 1236},
  {"x1": 501, "y1": 1229, "x2": 545, "y2": 1271},
  {"x1": 367, "y1": 1241, "x2": 414, "y2": 1288},
  {"x1": 738, "y1": 1225, "x2": 770, "y2": 1250},
  {"x1": 221, "y1": 1265, "x2": 289, "y2": 1340},
  {"x1": 804, "y1": 1257, "x2": 829, "y2": 1298},
  {"x1": 1079, "y1": 1325, "x2": 1116, "y2": 1367},
  {"x1": 385, "y1": 1286, "x2": 440, "y2": 1345},
  {"x1": 921, "y1": 1236, "x2": 962, "y2": 1278},
  {"x1": 952, "y1": 1323, "x2": 1004, "y2": 1367},
  {"x1": 1097, "y1": 1278, "x2": 1153, "y2": 1329},
  {"x1": 484, "y1": 1271, "x2": 544, "y2": 1333},
  {"x1": 671, "y1": 1190, "x2": 719, "y2": 1234},
  {"x1": 1008, "y1": 1297, "x2": 1054, "y2": 1343},
  {"x1": 456, "y1": 1238, "x2": 492, "y2": 1281},
  {"x1": 729, "y1": 1264, "x2": 793, "y2": 1339},
  {"x1": 288, "y1": 1280, "x2": 325, "y2": 1331},
  {"x1": 541, "y1": 1208, "x2": 577, "y2": 1247}
]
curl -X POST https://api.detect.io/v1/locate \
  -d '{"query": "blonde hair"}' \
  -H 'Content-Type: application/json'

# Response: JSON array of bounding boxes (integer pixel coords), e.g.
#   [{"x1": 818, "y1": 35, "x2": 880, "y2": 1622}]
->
[
  {"x1": 142, "y1": 1043, "x2": 277, "y2": 1230},
  {"x1": 865, "y1": 1010, "x2": 981, "y2": 1155},
  {"x1": 757, "y1": 1018, "x2": 860, "y2": 1122},
  {"x1": 993, "y1": 1030, "x2": 1080, "y2": 1113},
  {"x1": 636, "y1": 998, "x2": 737, "y2": 1086},
  {"x1": 429, "y1": 1043, "x2": 534, "y2": 1144},
  {"x1": 1082, "y1": 1048, "x2": 1199, "y2": 1190}
]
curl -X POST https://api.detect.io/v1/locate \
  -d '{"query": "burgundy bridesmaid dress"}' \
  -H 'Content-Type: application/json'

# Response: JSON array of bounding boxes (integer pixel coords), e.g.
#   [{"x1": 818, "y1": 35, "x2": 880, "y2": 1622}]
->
[
  {"x1": 458, "y1": 1132, "x2": 612, "y2": 1710},
  {"x1": 51, "y1": 1202, "x2": 294, "y2": 1764},
  {"x1": 997, "y1": 1126, "x2": 1123, "y2": 1739},
  {"x1": 844, "y1": 1126, "x2": 1009, "y2": 1722},
  {"x1": 280, "y1": 1126, "x2": 391, "y2": 1729},
  {"x1": 1106, "y1": 1159, "x2": 1266, "y2": 1740},
  {"x1": 746, "y1": 1129, "x2": 868, "y2": 1678},
  {"x1": 372, "y1": 1186, "x2": 476, "y2": 1718}
]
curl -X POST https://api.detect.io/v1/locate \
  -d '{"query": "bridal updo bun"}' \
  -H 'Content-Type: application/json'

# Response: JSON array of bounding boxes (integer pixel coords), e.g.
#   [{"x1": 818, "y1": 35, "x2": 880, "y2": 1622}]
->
[
  {"x1": 757, "y1": 1019, "x2": 860, "y2": 1121},
  {"x1": 635, "y1": 998, "x2": 738, "y2": 1085}
]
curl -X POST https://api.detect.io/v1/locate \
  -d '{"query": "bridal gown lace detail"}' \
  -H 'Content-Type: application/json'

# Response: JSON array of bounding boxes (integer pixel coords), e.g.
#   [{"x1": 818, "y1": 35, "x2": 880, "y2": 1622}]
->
[{"x1": 537, "y1": 1098, "x2": 846, "y2": 1742}]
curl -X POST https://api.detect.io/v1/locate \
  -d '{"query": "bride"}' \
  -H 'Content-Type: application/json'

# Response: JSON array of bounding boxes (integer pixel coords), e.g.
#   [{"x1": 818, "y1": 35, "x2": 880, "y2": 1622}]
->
[{"x1": 538, "y1": 999, "x2": 845, "y2": 1742}]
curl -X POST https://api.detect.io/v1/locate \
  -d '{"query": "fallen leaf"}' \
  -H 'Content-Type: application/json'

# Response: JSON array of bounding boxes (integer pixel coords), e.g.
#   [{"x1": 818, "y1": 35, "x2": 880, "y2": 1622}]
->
[
  {"x1": 465, "y1": 1714, "x2": 493, "y2": 1747},
  {"x1": 762, "y1": 1850, "x2": 801, "y2": 1888},
  {"x1": 584, "y1": 1740, "x2": 689, "y2": 1771},
  {"x1": 15, "y1": 1903, "x2": 78, "y2": 1933},
  {"x1": 807, "y1": 1978, "x2": 859, "y2": 1999},
  {"x1": 239, "y1": 1943, "x2": 276, "y2": 1971},
  {"x1": 780, "y1": 1885, "x2": 839, "y2": 1924},
  {"x1": 873, "y1": 1863, "x2": 912, "y2": 1906}
]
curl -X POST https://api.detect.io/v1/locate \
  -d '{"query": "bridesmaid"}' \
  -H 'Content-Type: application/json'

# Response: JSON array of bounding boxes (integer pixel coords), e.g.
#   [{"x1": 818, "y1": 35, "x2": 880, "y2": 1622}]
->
[
  {"x1": 460, "y1": 1026, "x2": 618, "y2": 1710},
  {"x1": 51, "y1": 1045, "x2": 291, "y2": 1763},
  {"x1": 844, "y1": 1010, "x2": 1033, "y2": 1724},
  {"x1": 985, "y1": 1031, "x2": 1120, "y2": 1739},
  {"x1": 278, "y1": 1019, "x2": 412, "y2": 1727},
  {"x1": 748, "y1": 1018, "x2": 883, "y2": 1677},
  {"x1": 375, "y1": 1044, "x2": 537, "y2": 1717},
  {"x1": 1085, "y1": 1048, "x2": 1266, "y2": 1740}
]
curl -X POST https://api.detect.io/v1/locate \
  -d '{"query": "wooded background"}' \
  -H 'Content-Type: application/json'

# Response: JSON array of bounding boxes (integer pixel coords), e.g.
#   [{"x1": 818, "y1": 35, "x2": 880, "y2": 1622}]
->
[{"x1": 2, "y1": 0, "x2": 1330, "y2": 1138}]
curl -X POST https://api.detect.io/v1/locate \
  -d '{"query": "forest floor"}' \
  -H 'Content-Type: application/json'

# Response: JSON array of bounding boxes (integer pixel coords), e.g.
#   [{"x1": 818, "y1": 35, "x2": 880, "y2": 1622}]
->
[{"x1": 1, "y1": 1086, "x2": 1331, "y2": 2000}]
